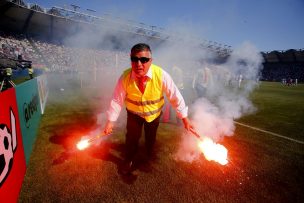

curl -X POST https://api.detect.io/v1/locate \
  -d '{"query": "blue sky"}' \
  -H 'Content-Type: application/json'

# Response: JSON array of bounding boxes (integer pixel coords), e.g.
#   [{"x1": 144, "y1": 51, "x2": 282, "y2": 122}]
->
[{"x1": 30, "y1": 0, "x2": 304, "y2": 52}]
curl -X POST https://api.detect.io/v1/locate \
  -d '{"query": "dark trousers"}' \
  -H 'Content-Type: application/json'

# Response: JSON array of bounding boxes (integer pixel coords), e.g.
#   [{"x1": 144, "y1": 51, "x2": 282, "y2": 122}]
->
[{"x1": 125, "y1": 110, "x2": 161, "y2": 162}]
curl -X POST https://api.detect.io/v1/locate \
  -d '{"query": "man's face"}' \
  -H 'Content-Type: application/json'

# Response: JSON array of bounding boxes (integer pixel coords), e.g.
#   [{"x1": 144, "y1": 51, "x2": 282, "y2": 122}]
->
[{"x1": 130, "y1": 50, "x2": 152, "y2": 78}]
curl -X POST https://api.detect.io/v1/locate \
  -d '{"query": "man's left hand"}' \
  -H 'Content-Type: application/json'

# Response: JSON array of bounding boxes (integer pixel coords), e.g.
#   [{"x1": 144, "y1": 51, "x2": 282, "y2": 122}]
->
[{"x1": 182, "y1": 117, "x2": 194, "y2": 132}]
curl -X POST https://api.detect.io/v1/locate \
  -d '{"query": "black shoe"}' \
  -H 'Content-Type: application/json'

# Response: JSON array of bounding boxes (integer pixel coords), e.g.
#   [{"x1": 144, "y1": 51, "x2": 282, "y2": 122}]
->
[
  {"x1": 120, "y1": 161, "x2": 133, "y2": 175},
  {"x1": 146, "y1": 150, "x2": 158, "y2": 162},
  {"x1": 139, "y1": 159, "x2": 154, "y2": 173}
]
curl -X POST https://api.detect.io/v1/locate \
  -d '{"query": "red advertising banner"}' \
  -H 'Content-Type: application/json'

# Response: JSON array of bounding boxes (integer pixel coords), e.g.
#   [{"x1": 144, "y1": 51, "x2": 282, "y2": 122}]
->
[{"x1": 0, "y1": 88, "x2": 26, "y2": 202}]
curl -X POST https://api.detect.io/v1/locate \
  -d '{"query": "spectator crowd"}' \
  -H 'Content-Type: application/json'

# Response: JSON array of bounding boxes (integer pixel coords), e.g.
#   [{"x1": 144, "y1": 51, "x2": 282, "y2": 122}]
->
[{"x1": 0, "y1": 30, "x2": 303, "y2": 84}]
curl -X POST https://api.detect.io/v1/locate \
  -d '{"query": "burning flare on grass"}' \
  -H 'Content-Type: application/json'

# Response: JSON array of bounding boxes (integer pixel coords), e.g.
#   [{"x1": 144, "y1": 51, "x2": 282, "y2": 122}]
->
[
  {"x1": 76, "y1": 139, "x2": 90, "y2": 150},
  {"x1": 198, "y1": 137, "x2": 228, "y2": 165},
  {"x1": 76, "y1": 131, "x2": 109, "y2": 150},
  {"x1": 190, "y1": 129, "x2": 228, "y2": 165}
]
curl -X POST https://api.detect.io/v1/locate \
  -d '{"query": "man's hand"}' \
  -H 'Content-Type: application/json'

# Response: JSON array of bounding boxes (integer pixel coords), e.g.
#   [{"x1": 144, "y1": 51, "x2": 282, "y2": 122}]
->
[
  {"x1": 103, "y1": 120, "x2": 114, "y2": 135},
  {"x1": 182, "y1": 117, "x2": 200, "y2": 138},
  {"x1": 182, "y1": 117, "x2": 194, "y2": 132}
]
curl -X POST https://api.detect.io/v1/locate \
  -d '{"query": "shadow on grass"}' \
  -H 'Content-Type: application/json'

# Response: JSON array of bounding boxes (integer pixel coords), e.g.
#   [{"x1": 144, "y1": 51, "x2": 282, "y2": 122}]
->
[
  {"x1": 49, "y1": 132, "x2": 139, "y2": 184},
  {"x1": 89, "y1": 142, "x2": 139, "y2": 184}
]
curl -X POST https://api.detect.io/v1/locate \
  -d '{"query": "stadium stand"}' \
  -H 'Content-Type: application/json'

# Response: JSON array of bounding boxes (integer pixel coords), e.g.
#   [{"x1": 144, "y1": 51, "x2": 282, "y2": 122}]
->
[
  {"x1": 0, "y1": 0, "x2": 232, "y2": 56},
  {"x1": 0, "y1": 31, "x2": 43, "y2": 63},
  {"x1": 0, "y1": 0, "x2": 303, "y2": 82},
  {"x1": 0, "y1": 31, "x2": 130, "y2": 76},
  {"x1": 261, "y1": 49, "x2": 304, "y2": 82},
  {"x1": 32, "y1": 39, "x2": 129, "y2": 72}
]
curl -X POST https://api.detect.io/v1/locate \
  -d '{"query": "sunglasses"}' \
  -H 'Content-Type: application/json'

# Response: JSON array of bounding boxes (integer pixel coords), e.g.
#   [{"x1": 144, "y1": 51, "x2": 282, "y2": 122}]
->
[{"x1": 130, "y1": 56, "x2": 151, "y2": 64}]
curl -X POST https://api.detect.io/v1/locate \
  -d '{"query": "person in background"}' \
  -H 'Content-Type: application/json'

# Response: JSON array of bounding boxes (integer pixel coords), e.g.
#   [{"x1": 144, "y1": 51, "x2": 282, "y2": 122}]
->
[
  {"x1": 162, "y1": 65, "x2": 184, "y2": 125},
  {"x1": 103, "y1": 43, "x2": 194, "y2": 175},
  {"x1": 192, "y1": 66, "x2": 212, "y2": 98},
  {"x1": 5, "y1": 67, "x2": 12, "y2": 80},
  {"x1": 238, "y1": 74, "x2": 243, "y2": 88},
  {"x1": 0, "y1": 67, "x2": 15, "y2": 91},
  {"x1": 28, "y1": 64, "x2": 34, "y2": 79},
  {"x1": 171, "y1": 65, "x2": 184, "y2": 91}
]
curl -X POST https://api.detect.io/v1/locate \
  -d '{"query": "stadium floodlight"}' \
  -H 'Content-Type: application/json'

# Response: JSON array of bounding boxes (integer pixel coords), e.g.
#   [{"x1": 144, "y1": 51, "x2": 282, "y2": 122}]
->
[
  {"x1": 70, "y1": 4, "x2": 80, "y2": 11},
  {"x1": 86, "y1": 8, "x2": 96, "y2": 13}
]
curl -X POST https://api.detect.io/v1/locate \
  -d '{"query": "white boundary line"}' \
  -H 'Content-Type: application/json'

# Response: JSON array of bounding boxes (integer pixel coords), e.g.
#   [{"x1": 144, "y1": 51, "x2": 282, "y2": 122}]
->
[{"x1": 234, "y1": 121, "x2": 304, "y2": 144}]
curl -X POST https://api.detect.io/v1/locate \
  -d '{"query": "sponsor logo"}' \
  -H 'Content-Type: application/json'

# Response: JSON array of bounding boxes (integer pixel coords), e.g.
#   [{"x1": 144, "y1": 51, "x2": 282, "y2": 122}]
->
[{"x1": 23, "y1": 94, "x2": 39, "y2": 128}]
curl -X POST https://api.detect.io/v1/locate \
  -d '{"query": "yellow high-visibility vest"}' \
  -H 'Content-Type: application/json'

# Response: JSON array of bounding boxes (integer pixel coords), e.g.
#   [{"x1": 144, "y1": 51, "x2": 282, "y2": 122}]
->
[
  {"x1": 28, "y1": 68, "x2": 34, "y2": 74},
  {"x1": 122, "y1": 64, "x2": 164, "y2": 122},
  {"x1": 6, "y1": 68, "x2": 12, "y2": 76}
]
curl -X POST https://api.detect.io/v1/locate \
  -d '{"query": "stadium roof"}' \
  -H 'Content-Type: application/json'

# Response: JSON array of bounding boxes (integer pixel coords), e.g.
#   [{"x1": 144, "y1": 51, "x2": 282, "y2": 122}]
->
[
  {"x1": 0, "y1": 0, "x2": 232, "y2": 58},
  {"x1": 0, "y1": 0, "x2": 94, "y2": 39}
]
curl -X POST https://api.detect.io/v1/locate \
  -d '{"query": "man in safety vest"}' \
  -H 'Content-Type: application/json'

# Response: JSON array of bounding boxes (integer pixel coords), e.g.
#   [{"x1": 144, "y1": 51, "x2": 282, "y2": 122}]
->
[
  {"x1": 1, "y1": 67, "x2": 15, "y2": 91},
  {"x1": 103, "y1": 43, "x2": 194, "y2": 175}
]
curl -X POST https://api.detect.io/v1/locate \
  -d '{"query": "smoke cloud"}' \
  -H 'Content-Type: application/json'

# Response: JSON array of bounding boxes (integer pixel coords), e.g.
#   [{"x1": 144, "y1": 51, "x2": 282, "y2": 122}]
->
[
  {"x1": 45, "y1": 15, "x2": 263, "y2": 160},
  {"x1": 172, "y1": 39, "x2": 263, "y2": 162}
]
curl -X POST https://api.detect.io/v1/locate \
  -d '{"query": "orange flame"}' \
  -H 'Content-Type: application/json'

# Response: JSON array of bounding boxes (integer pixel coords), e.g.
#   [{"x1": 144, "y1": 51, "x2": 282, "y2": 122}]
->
[
  {"x1": 198, "y1": 137, "x2": 228, "y2": 165},
  {"x1": 76, "y1": 139, "x2": 90, "y2": 150}
]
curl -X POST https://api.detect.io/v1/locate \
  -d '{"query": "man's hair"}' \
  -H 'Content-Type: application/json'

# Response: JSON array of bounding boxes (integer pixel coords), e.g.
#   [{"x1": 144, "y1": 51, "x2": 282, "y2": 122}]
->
[{"x1": 131, "y1": 43, "x2": 151, "y2": 54}]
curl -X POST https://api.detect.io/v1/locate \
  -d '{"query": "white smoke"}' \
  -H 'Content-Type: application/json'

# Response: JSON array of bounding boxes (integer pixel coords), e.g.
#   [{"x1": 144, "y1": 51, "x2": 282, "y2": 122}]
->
[
  {"x1": 45, "y1": 13, "x2": 263, "y2": 162},
  {"x1": 172, "y1": 40, "x2": 263, "y2": 163}
]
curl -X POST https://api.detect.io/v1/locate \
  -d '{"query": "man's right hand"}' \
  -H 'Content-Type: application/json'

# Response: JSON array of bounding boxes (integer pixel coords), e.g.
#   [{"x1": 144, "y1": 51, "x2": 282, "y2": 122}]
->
[{"x1": 104, "y1": 120, "x2": 114, "y2": 135}]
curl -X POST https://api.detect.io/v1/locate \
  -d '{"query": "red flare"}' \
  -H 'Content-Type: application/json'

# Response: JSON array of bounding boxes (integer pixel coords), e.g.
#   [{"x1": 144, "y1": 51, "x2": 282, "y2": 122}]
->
[
  {"x1": 198, "y1": 137, "x2": 228, "y2": 165},
  {"x1": 190, "y1": 128, "x2": 228, "y2": 165}
]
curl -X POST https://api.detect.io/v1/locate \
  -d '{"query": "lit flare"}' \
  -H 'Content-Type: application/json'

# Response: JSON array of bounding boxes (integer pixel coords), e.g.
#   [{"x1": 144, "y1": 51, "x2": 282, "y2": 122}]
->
[
  {"x1": 76, "y1": 139, "x2": 90, "y2": 150},
  {"x1": 76, "y1": 131, "x2": 108, "y2": 150},
  {"x1": 198, "y1": 137, "x2": 228, "y2": 165},
  {"x1": 190, "y1": 128, "x2": 228, "y2": 165}
]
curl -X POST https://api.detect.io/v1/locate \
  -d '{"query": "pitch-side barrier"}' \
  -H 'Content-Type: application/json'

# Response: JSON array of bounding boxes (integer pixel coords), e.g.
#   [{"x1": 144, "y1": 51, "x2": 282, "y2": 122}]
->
[{"x1": 0, "y1": 74, "x2": 48, "y2": 202}]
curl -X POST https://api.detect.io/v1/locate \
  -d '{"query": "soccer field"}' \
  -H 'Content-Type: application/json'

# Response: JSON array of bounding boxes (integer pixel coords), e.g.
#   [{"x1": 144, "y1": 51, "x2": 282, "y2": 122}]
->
[{"x1": 19, "y1": 80, "x2": 304, "y2": 202}]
